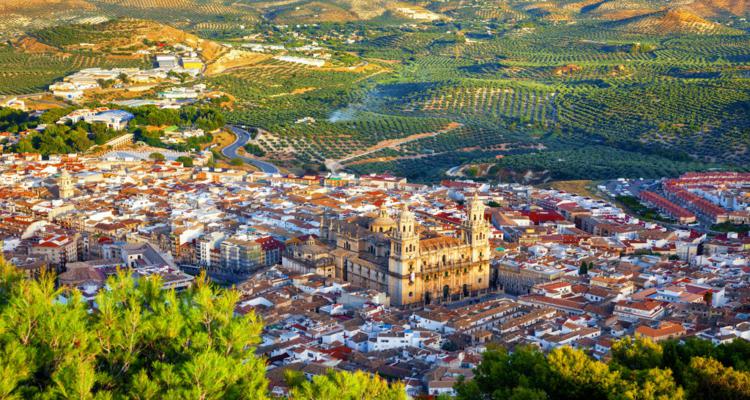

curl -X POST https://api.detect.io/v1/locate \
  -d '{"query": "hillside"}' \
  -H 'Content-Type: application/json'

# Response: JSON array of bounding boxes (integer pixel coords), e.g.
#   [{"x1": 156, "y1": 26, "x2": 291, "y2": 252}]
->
[
  {"x1": 0, "y1": 0, "x2": 259, "y2": 37},
  {"x1": 609, "y1": 8, "x2": 742, "y2": 34},
  {"x1": 25, "y1": 19, "x2": 226, "y2": 62},
  {"x1": 253, "y1": 0, "x2": 445, "y2": 23},
  {"x1": 0, "y1": 0, "x2": 100, "y2": 36},
  {"x1": 0, "y1": 0, "x2": 94, "y2": 12},
  {"x1": 513, "y1": 0, "x2": 749, "y2": 22},
  {"x1": 262, "y1": 0, "x2": 361, "y2": 23},
  {"x1": 0, "y1": 19, "x2": 228, "y2": 95},
  {"x1": 582, "y1": 0, "x2": 659, "y2": 20},
  {"x1": 0, "y1": 0, "x2": 747, "y2": 181},
  {"x1": 686, "y1": 0, "x2": 750, "y2": 16}
]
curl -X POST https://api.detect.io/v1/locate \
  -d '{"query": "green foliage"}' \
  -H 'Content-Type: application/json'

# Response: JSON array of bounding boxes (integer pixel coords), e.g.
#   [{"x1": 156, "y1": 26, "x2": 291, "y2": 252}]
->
[
  {"x1": 489, "y1": 146, "x2": 735, "y2": 181},
  {"x1": 208, "y1": 16, "x2": 750, "y2": 181},
  {"x1": 13, "y1": 121, "x2": 119, "y2": 156},
  {"x1": 0, "y1": 255, "x2": 412, "y2": 399},
  {"x1": 0, "y1": 108, "x2": 35, "y2": 133},
  {"x1": 0, "y1": 45, "x2": 148, "y2": 96},
  {"x1": 230, "y1": 158, "x2": 244, "y2": 166},
  {"x1": 176, "y1": 156, "x2": 194, "y2": 167},
  {"x1": 243, "y1": 143, "x2": 266, "y2": 157},
  {"x1": 684, "y1": 357, "x2": 750, "y2": 400},
  {"x1": 3, "y1": 1, "x2": 750, "y2": 180},
  {"x1": 148, "y1": 152, "x2": 166, "y2": 161},
  {"x1": 0, "y1": 257, "x2": 267, "y2": 399},
  {"x1": 711, "y1": 222, "x2": 750, "y2": 234},
  {"x1": 457, "y1": 338, "x2": 750, "y2": 400},
  {"x1": 616, "y1": 196, "x2": 675, "y2": 223},
  {"x1": 127, "y1": 105, "x2": 225, "y2": 132},
  {"x1": 612, "y1": 336, "x2": 663, "y2": 371},
  {"x1": 288, "y1": 370, "x2": 407, "y2": 400},
  {"x1": 30, "y1": 23, "x2": 119, "y2": 48},
  {"x1": 119, "y1": 105, "x2": 221, "y2": 153},
  {"x1": 578, "y1": 261, "x2": 589, "y2": 276},
  {"x1": 660, "y1": 337, "x2": 750, "y2": 384}
]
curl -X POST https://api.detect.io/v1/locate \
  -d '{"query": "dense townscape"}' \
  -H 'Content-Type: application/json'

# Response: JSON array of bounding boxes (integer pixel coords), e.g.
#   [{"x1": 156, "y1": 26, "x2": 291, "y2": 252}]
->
[
  {"x1": 0, "y1": 0, "x2": 748, "y2": 398},
  {"x1": 1, "y1": 149, "x2": 749, "y2": 396}
]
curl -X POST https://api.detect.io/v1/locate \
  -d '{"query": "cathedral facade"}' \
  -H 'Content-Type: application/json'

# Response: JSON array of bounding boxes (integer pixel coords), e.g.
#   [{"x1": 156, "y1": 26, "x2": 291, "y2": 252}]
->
[{"x1": 320, "y1": 194, "x2": 491, "y2": 307}]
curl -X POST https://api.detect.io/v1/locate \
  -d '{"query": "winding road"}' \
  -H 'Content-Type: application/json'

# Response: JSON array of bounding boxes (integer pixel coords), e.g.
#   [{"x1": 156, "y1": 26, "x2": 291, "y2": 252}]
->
[{"x1": 222, "y1": 125, "x2": 280, "y2": 174}]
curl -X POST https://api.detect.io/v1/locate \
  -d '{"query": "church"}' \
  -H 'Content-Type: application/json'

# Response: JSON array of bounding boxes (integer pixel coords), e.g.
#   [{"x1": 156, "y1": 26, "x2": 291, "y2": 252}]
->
[{"x1": 319, "y1": 193, "x2": 491, "y2": 307}]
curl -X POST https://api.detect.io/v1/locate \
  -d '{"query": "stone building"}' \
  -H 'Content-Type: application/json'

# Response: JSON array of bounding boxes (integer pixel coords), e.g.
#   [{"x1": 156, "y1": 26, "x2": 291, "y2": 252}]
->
[
  {"x1": 57, "y1": 170, "x2": 74, "y2": 200},
  {"x1": 282, "y1": 235, "x2": 336, "y2": 278},
  {"x1": 320, "y1": 193, "x2": 491, "y2": 307}
]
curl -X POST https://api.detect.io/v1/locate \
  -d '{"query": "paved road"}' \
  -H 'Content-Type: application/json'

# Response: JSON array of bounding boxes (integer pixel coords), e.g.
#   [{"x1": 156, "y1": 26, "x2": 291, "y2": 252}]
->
[{"x1": 223, "y1": 125, "x2": 280, "y2": 174}]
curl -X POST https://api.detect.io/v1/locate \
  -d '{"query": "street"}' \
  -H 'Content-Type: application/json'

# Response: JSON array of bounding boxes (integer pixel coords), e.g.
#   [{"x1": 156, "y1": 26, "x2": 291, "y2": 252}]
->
[{"x1": 222, "y1": 125, "x2": 281, "y2": 174}]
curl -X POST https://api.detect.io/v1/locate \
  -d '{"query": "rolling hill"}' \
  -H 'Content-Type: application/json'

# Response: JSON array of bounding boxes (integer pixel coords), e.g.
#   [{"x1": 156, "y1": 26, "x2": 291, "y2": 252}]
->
[
  {"x1": 0, "y1": 0, "x2": 93, "y2": 12},
  {"x1": 608, "y1": 8, "x2": 743, "y2": 34},
  {"x1": 685, "y1": 0, "x2": 749, "y2": 16},
  {"x1": 22, "y1": 19, "x2": 227, "y2": 62},
  {"x1": 252, "y1": 0, "x2": 447, "y2": 23}
]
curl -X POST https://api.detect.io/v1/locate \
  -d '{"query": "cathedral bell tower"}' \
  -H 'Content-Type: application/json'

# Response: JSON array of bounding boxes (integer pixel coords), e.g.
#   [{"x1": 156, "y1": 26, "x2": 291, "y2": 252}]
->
[
  {"x1": 465, "y1": 192, "x2": 490, "y2": 262},
  {"x1": 57, "y1": 170, "x2": 73, "y2": 200},
  {"x1": 391, "y1": 204, "x2": 418, "y2": 261},
  {"x1": 389, "y1": 203, "x2": 420, "y2": 306}
]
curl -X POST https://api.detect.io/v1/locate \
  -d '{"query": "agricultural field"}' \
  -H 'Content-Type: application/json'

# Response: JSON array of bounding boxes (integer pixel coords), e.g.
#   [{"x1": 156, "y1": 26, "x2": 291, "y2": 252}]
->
[
  {"x1": 207, "y1": 11, "x2": 749, "y2": 181},
  {"x1": 0, "y1": 45, "x2": 149, "y2": 95},
  {"x1": 0, "y1": 0, "x2": 748, "y2": 181}
]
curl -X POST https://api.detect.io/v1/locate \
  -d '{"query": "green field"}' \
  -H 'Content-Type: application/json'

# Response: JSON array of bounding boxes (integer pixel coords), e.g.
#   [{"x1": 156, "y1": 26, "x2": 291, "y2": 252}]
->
[
  {"x1": 1, "y1": 0, "x2": 748, "y2": 181},
  {"x1": 208, "y1": 14, "x2": 749, "y2": 180},
  {"x1": 0, "y1": 46, "x2": 149, "y2": 95}
]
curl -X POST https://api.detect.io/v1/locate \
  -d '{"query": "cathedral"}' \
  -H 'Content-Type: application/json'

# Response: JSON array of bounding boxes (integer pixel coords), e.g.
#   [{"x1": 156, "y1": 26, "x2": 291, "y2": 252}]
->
[
  {"x1": 320, "y1": 193, "x2": 491, "y2": 307},
  {"x1": 56, "y1": 170, "x2": 74, "y2": 199}
]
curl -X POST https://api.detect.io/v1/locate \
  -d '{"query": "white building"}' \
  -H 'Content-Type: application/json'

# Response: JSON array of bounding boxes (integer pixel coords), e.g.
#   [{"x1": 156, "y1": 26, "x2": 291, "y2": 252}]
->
[{"x1": 84, "y1": 110, "x2": 134, "y2": 131}]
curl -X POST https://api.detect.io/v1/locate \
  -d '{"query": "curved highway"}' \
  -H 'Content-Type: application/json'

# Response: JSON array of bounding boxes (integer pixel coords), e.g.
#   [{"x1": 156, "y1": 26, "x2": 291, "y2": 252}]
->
[{"x1": 222, "y1": 125, "x2": 280, "y2": 174}]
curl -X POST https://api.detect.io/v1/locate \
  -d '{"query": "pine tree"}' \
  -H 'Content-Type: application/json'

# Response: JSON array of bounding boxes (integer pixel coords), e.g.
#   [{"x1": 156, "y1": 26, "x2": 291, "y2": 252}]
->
[
  {"x1": 578, "y1": 261, "x2": 589, "y2": 276},
  {"x1": 0, "y1": 257, "x2": 268, "y2": 399}
]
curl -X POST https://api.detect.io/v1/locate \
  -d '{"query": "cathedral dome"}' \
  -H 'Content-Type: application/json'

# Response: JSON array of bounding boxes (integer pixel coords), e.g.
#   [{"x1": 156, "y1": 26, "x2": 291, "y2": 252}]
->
[
  {"x1": 371, "y1": 214, "x2": 396, "y2": 229},
  {"x1": 370, "y1": 204, "x2": 396, "y2": 232}
]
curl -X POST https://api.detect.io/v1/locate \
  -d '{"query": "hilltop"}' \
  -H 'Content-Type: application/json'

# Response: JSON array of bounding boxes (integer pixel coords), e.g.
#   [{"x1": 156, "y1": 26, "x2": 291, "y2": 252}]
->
[
  {"x1": 518, "y1": 0, "x2": 749, "y2": 22},
  {"x1": 582, "y1": 0, "x2": 660, "y2": 20},
  {"x1": 0, "y1": 0, "x2": 94, "y2": 12},
  {"x1": 0, "y1": 0, "x2": 747, "y2": 181},
  {"x1": 686, "y1": 0, "x2": 750, "y2": 17},
  {"x1": 255, "y1": 0, "x2": 446, "y2": 23},
  {"x1": 21, "y1": 19, "x2": 226, "y2": 62},
  {"x1": 609, "y1": 8, "x2": 743, "y2": 34},
  {"x1": 0, "y1": 0, "x2": 258, "y2": 37},
  {"x1": 0, "y1": 19, "x2": 229, "y2": 95}
]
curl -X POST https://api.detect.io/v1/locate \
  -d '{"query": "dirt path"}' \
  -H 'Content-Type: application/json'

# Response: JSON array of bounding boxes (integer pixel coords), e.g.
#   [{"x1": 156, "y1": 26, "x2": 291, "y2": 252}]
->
[{"x1": 325, "y1": 122, "x2": 462, "y2": 171}]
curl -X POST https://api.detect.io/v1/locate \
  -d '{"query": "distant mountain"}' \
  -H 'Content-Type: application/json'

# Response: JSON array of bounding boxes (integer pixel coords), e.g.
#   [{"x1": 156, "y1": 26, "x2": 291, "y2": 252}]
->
[
  {"x1": 17, "y1": 19, "x2": 226, "y2": 62},
  {"x1": 0, "y1": 0, "x2": 94, "y2": 12},
  {"x1": 0, "y1": 0, "x2": 259, "y2": 36},
  {"x1": 608, "y1": 8, "x2": 743, "y2": 34},
  {"x1": 514, "y1": 0, "x2": 748, "y2": 22},
  {"x1": 255, "y1": 0, "x2": 446, "y2": 23},
  {"x1": 686, "y1": 0, "x2": 749, "y2": 17},
  {"x1": 581, "y1": 0, "x2": 659, "y2": 20}
]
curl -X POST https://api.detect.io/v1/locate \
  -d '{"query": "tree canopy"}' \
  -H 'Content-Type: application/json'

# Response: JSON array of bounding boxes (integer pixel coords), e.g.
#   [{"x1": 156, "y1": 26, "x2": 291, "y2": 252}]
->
[
  {"x1": 0, "y1": 257, "x2": 267, "y2": 399},
  {"x1": 286, "y1": 370, "x2": 407, "y2": 400},
  {"x1": 456, "y1": 337, "x2": 750, "y2": 400},
  {"x1": 0, "y1": 257, "x2": 405, "y2": 399}
]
